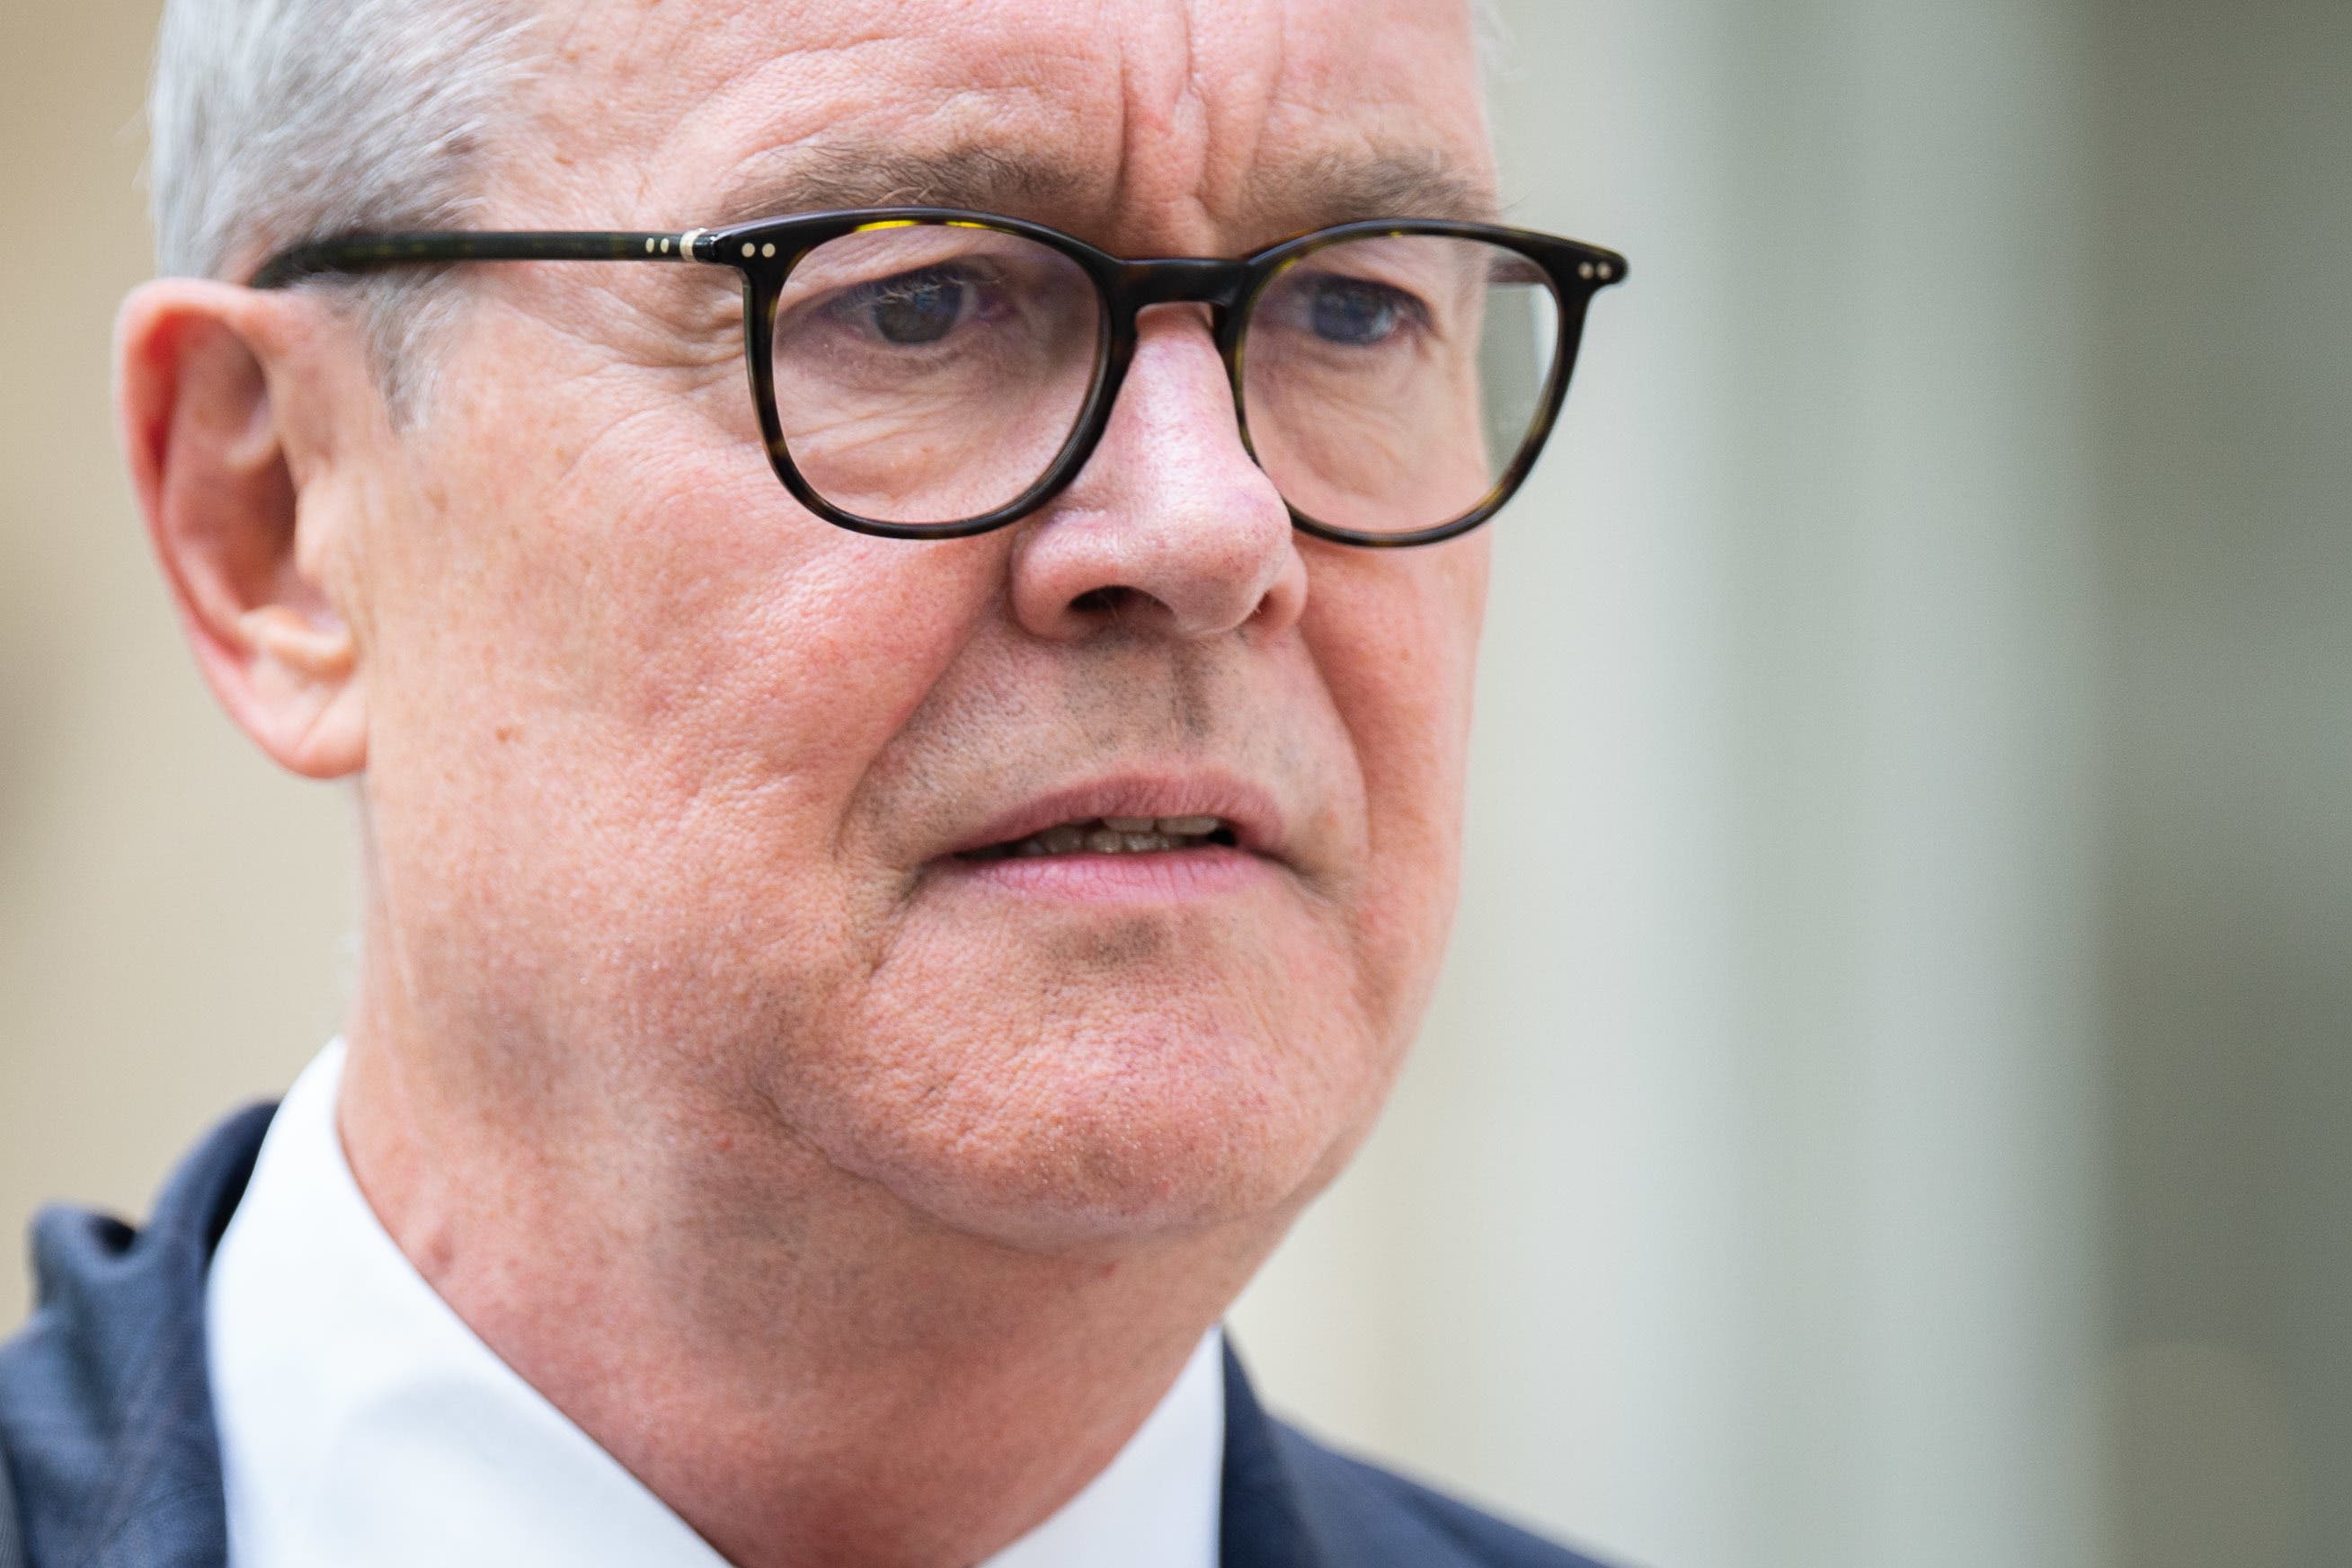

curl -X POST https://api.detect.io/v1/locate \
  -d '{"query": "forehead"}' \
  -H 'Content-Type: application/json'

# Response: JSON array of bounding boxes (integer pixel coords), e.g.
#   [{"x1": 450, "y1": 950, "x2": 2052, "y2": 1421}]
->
[{"x1": 515, "y1": 0, "x2": 1494, "y2": 249}]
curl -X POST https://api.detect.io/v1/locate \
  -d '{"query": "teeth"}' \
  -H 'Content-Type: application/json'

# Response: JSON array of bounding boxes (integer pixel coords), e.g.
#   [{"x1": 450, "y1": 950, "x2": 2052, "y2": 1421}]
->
[
  {"x1": 1084, "y1": 814, "x2": 1230, "y2": 837},
  {"x1": 966, "y1": 815, "x2": 1235, "y2": 862}
]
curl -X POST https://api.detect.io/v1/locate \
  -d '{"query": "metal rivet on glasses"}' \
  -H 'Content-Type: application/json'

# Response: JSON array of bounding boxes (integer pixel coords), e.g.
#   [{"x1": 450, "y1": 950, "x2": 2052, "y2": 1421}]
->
[
  {"x1": 762, "y1": 243, "x2": 777, "y2": 259},
  {"x1": 742, "y1": 243, "x2": 757, "y2": 258}
]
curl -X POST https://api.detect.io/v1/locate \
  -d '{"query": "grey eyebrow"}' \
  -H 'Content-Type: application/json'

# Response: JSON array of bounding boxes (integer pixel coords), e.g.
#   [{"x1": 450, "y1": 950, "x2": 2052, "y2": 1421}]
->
[
  {"x1": 710, "y1": 143, "x2": 1094, "y2": 229},
  {"x1": 1244, "y1": 149, "x2": 1502, "y2": 231},
  {"x1": 708, "y1": 141, "x2": 1500, "y2": 241}
]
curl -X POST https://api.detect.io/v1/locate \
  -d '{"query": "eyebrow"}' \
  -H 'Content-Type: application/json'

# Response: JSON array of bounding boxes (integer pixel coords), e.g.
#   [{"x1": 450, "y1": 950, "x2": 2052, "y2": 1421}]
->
[
  {"x1": 712, "y1": 143, "x2": 1089, "y2": 227},
  {"x1": 1247, "y1": 148, "x2": 1501, "y2": 232},
  {"x1": 708, "y1": 141, "x2": 1499, "y2": 244}
]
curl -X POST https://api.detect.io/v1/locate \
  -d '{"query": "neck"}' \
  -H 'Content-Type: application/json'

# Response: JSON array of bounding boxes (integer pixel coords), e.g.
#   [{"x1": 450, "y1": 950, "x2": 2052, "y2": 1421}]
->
[{"x1": 335, "y1": 1009, "x2": 1275, "y2": 1568}]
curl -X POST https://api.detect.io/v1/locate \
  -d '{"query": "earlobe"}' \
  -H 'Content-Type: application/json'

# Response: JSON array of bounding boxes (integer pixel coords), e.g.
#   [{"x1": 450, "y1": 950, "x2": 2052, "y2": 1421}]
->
[
  {"x1": 237, "y1": 604, "x2": 365, "y2": 778},
  {"x1": 118, "y1": 279, "x2": 368, "y2": 780}
]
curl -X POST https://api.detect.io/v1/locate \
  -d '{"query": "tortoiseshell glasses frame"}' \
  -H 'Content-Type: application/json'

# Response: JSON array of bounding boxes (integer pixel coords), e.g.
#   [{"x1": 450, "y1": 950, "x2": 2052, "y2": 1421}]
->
[{"x1": 253, "y1": 208, "x2": 1629, "y2": 547}]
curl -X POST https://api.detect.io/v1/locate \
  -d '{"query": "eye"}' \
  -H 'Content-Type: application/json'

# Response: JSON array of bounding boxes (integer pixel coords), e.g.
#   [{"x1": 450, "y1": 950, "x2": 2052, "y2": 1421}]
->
[
  {"x1": 1308, "y1": 278, "x2": 1413, "y2": 346},
  {"x1": 850, "y1": 268, "x2": 977, "y2": 345}
]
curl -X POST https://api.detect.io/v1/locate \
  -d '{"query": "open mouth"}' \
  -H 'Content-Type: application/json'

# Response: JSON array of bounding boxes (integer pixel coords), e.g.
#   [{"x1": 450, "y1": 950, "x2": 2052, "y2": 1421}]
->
[{"x1": 957, "y1": 816, "x2": 1243, "y2": 862}]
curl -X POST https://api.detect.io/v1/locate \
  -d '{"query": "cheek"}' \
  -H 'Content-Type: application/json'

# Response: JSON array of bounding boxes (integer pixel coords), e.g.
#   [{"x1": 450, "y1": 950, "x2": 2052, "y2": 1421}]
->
[
  {"x1": 354, "y1": 331, "x2": 1007, "y2": 1024},
  {"x1": 1303, "y1": 535, "x2": 1488, "y2": 1009},
  {"x1": 382, "y1": 310, "x2": 999, "y2": 774}
]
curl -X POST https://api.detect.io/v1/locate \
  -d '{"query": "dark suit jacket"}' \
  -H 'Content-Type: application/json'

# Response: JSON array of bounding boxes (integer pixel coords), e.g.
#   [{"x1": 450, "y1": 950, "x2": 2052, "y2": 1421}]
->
[{"x1": 0, "y1": 1106, "x2": 1614, "y2": 1568}]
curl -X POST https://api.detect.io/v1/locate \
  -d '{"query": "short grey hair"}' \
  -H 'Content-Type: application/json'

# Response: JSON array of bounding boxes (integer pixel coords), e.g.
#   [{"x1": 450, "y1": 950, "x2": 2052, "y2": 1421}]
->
[
  {"x1": 147, "y1": 0, "x2": 1505, "y2": 403},
  {"x1": 147, "y1": 0, "x2": 529, "y2": 409}
]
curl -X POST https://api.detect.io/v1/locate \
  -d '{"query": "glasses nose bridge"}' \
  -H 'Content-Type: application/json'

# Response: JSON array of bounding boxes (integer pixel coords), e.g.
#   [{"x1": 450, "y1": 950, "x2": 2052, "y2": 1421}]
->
[
  {"x1": 1114, "y1": 257, "x2": 1252, "y2": 313},
  {"x1": 1071, "y1": 257, "x2": 1257, "y2": 511}
]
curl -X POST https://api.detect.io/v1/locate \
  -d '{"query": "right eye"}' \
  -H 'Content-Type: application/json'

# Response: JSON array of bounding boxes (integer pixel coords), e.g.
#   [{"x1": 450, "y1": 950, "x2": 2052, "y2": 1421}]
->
[{"x1": 830, "y1": 266, "x2": 989, "y2": 346}]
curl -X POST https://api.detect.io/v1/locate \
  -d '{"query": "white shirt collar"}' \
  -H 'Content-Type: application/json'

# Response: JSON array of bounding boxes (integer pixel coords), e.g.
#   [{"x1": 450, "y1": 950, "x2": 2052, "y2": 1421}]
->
[{"x1": 207, "y1": 1041, "x2": 1225, "y2": 1568}]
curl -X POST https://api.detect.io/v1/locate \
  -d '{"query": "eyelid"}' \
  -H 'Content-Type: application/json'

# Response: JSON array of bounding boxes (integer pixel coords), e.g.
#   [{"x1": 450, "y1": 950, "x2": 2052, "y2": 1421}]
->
[
  {"x1": 778, "y1": 226, "x2": 1035, "y2": 297},
  {"x1": 839, "y1": 261, "x2": 984, "y2": 301},
  {"x1": 780, "y1": 264, "x2": 965, "y2": 335}
]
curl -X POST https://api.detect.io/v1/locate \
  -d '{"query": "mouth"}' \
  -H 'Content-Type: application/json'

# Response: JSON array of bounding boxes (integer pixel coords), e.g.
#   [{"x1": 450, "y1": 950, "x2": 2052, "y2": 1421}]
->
[
  {"x1": 957, "y1": 815, "x2": 1244, "y2": 863},
  {"x1": 932, "y1": 776, "x2": 1289, "y2": 897}
]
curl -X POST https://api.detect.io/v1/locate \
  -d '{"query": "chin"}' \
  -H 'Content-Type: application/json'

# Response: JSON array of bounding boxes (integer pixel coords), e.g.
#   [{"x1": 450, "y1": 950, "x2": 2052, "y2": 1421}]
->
[{"x1": 768, "y1": 961, "x2": 1405, "y2": 1256}]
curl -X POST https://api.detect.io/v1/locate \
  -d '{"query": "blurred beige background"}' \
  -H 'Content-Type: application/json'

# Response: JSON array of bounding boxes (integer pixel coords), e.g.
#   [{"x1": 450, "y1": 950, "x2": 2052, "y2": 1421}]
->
[{"x1": 4, "y1": 4, "x2": 2348, "y2": 1567}]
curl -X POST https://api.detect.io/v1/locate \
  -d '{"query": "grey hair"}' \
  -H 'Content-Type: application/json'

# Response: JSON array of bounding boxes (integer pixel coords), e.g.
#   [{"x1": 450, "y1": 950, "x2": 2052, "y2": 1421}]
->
[
  {"x1": 1472, "y1": 0, "x2": 1512, "y2": 95},
  {"x1": 147, "y1": 0, "x2": 529, "y2": 411},
  {"x1": 146, "y1": 0, "x2": 1506, "y2": 404}
]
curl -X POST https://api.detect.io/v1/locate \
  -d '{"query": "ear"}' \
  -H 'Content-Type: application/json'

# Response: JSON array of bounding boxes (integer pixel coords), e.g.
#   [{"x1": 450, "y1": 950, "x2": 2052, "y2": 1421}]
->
[{"x1": 117, "y1": 279, "x2": 368, "y2": 780}]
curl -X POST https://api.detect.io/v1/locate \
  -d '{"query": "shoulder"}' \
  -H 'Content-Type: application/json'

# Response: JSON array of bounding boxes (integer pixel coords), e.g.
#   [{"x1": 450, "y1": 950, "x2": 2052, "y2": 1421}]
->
[
  {"x1": 0, "y1": 1103, "x2": 273, "y2": 1568},
  {"x1": 1273, "y1": 1421, "x2": 1623, "y2": 1568}
]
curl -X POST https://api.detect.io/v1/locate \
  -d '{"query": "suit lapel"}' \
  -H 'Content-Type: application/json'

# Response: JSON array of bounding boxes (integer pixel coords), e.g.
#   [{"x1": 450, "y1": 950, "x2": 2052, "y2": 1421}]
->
[
  {"x1": 1217, "y1": 1344, "x2": 1325, "y2": 1567},
  {"x1": 0, "y1": 1104, "x2": 271, "y2": 1568},
  {"x1": 1219, "y1": 1344, "x2": 1489, "y2": 1568}
]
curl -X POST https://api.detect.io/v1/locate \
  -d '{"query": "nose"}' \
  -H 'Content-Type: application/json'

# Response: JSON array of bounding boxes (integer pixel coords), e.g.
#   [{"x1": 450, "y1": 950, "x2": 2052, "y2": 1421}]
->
[{"x1": 1008, "y1": 306, "x2": 1308, "y2": 643}]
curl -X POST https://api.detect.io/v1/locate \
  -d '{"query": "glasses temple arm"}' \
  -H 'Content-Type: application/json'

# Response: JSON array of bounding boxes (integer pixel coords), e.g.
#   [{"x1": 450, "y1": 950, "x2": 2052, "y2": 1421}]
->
[{"x1": 248, "y1": 229, "x2": 723, "y2": 289}]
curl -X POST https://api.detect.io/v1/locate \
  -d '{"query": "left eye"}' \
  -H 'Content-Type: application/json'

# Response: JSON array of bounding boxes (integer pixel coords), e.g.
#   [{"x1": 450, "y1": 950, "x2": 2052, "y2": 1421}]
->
[{"x1": 1308, "y1": 278, "x2": 1412, "y2": 345}]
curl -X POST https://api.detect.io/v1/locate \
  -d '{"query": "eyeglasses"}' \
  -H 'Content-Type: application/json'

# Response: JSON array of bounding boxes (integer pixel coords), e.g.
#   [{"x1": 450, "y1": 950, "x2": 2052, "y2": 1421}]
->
[{"x1": 253, "y1": 209, "x2": 1627, "y2": 547}]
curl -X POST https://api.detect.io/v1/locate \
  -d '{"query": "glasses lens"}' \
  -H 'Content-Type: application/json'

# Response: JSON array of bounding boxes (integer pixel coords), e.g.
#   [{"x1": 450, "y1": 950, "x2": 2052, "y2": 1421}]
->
[
  {"x1": 769, "y1": 224, "x2": 1104, "y2": 527},
  {"x1": 1240, "y1": 235, "x2": 1560, "y2": 538}
]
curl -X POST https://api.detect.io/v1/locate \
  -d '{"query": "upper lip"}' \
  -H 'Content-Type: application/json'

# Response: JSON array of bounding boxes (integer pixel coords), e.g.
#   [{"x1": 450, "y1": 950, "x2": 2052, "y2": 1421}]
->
[{"x1": 939, "y1": 771, "x2": 1290, "y2": 862}]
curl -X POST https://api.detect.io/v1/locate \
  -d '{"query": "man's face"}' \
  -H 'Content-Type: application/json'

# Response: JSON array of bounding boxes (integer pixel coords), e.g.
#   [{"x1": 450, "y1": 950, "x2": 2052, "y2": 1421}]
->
[{"x1": 342, "y1": 0, "x2": 1496, "y2": 1252}]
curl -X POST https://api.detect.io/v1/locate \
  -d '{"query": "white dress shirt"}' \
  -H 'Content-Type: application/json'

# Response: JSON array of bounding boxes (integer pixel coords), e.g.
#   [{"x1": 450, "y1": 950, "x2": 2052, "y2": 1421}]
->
[{"x1": 207, "y1": 1041, "x2": 1225, "y2": 1568}]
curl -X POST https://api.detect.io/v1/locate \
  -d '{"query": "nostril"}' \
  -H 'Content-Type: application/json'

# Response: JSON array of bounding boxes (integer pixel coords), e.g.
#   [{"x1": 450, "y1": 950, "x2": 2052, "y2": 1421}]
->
[{"x1": 1069, "y1": 585, "x2": 1147, "y2": 617}]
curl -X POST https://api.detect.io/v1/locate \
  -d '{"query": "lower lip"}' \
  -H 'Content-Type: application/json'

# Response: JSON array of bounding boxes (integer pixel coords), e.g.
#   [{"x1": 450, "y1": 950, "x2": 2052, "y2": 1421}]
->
[{"x1": 931, "y1": 845, "x2": 1278, "y2": 900}]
